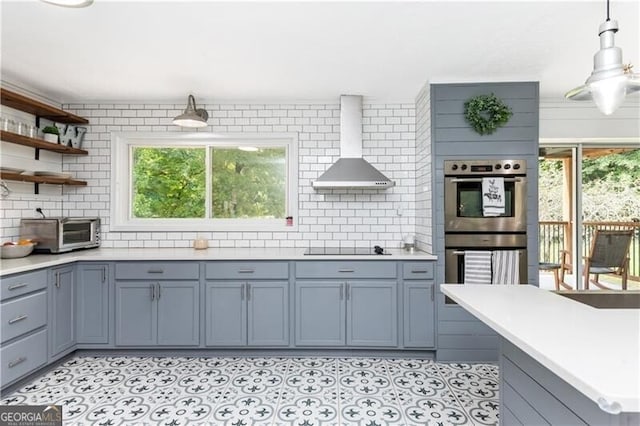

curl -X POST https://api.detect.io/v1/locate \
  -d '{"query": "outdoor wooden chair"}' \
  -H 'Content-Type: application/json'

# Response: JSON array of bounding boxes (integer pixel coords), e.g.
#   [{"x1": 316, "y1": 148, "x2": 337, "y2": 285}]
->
[{"x1": 572, "y1": 229, "x2": 633, "y2": 290}]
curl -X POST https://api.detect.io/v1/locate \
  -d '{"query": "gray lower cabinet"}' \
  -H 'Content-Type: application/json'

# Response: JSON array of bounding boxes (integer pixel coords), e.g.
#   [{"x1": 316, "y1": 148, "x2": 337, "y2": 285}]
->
[
  {"x1": 347, "y1": 281, "x2": 398, "y2": 347},
  {"x1": 1, "y1": 269, "x2": 49, "y2": 390},
  {"x1": 115, "y1": 281, "x2": 199, "y2": 346},
  {"x1": 205, "y1": 281, "x2": 289, "y2": 346},
  {"x1": 76, "y1": 263, "x2": 109, "y2": 344},
  {"x1": 295, "y1": 280, "x2": 397, "y2": 347},
  {"x1": 295, "y1": 281, "x2": 345, "y2": 346},
  {"x1": 403, "y1": 282, "x2": 435, "y2": 348},
  {"x1": 49, "y1": 265, "x2": 75, "y2": 359}
]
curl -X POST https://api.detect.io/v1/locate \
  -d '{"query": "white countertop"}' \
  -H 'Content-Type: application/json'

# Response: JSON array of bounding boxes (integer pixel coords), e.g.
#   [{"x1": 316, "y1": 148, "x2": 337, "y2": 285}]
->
[
  {"x1": 441, "y1": 284, "x2": 640, "y2": 413},
  {"x1": 0, "y1": 247, "x2": 437, "y2": 276}
]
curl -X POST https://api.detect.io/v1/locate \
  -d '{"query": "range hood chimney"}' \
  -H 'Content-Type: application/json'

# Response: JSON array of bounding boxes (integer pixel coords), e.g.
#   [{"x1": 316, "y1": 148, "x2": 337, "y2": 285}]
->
[{"x1": 312, "y1": 95, "x2": 395, "y2": 189}]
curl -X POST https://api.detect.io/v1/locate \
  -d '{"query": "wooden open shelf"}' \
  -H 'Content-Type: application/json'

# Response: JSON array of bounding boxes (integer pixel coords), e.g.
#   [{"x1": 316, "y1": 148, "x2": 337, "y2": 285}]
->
[
  {"x1": 1, "y1": 88, "x2": 88, "y2": 124},
  {"x1": 0, "y1": 171, "x2": 87, "y2": 187},
  {"x1": 0, "y1": 130, "x2": 88, "y2": 155}
]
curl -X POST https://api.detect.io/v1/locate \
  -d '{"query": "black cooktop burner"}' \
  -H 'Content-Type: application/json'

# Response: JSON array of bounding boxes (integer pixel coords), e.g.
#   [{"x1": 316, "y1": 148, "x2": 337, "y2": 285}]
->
[{"x1": 304, "y1": 246, "x2": 390, "y2": 256}]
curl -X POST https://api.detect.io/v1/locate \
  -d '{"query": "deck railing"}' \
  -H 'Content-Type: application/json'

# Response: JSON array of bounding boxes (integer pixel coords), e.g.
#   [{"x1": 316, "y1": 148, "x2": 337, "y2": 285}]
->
[{"x1": 539, "y1": 221, "x2": 640, "y2": 282}]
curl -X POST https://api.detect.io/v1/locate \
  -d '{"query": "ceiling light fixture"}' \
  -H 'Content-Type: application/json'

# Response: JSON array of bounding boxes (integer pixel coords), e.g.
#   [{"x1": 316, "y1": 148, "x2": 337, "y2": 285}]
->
[
  {"x1": 565, "y1": 0, "x2": 640, "y2": 115},
  {"x1": 173, "y1": 95, "x2": 209, "y2": 128},
  {"x1": 40, "y1": 0, "x2": 94, "y2": 7}
]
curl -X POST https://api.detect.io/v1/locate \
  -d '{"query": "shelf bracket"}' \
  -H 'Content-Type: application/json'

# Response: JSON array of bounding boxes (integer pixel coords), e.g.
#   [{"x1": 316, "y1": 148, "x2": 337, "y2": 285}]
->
[
  {"x1": 35, "y1": 147, "x2": 40, "y2": 160},
  {"x1": 34, "y1": 182, "x2": 40, "y2": 195}
]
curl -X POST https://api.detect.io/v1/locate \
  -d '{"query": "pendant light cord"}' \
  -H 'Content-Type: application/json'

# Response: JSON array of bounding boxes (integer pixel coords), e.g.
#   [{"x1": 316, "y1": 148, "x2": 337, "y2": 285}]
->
[{"x1": 606, "y1": 0, "x2": 610, "y2": 21}]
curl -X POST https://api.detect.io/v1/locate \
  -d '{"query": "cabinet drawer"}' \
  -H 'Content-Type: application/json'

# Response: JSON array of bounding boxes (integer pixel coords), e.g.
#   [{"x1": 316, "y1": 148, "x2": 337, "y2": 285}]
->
[
  {"x1": 1, "y1": 292, "x2": 47, "y2": 344},
  {"x1": 206, "y1": 262, "x2": 289, "y2": 280},
  {"x1": 115, "y1": 262, "x2": 199, "y2": 280},
  {"x1": 403, "y1": 262, "x2": 434, "y2": 280},
  {"x1": 1, "y1": 329, "x2": 47, "y2": 388},
  {"x1": 1, "y1": 270, "x2": 47, "y2": 301},
  {"x1": 296, "y1": 261, "x2": 396, "y2": 279}
]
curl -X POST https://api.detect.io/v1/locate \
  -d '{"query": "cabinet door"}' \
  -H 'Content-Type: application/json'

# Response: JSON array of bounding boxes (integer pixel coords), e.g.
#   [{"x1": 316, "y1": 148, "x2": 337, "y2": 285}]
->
[
  {"x1": 76, "y1": 263, "x2": 109, "y2": 344},
  {"x1": 295, "y1": 281, "x2": 345, "y2": 346},
  {"x1": 115, "y1": 282, "x2": 156, "y2": 346},
  {"x1": 403, "y1": 281, "x2": 435, "y2": 348},
  {"x1": 205, "y1": 282, "x2": 246, "y2": 346},
  {"x1": 157, "y1": 281, "x2": 199, "y2": 346},
  {"x1": 247, "y1": 281, "x2": 289, "y2": 346},
  {"x1": 347, "y1": 281, "x2": 397, "y2": 347},
  {"x1": 49, "y1": 266, "x2": 75, "y2": 357}
]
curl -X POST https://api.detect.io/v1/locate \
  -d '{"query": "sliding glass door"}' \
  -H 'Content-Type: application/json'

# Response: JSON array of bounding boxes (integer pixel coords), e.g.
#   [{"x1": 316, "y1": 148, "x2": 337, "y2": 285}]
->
[{"x1": 539, "y1": 142, "x2": 639, "y2": 290}]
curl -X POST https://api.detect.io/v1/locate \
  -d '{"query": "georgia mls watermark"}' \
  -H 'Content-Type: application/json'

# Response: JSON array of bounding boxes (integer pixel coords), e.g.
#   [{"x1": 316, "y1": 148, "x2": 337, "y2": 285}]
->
[{"x1": 0, "y1": 405, "x2": 62, "y2": 426}]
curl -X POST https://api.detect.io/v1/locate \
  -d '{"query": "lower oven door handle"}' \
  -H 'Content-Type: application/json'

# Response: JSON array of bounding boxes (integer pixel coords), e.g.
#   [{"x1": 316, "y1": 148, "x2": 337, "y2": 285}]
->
[{"x1": 449, "y1": 178, "x2": 521, "y2": 183}]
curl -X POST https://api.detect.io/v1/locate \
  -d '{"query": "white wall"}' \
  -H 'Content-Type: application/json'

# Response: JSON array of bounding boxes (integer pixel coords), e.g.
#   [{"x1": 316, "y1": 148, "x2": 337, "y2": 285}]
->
[
  {"x1": 540, "y1": 98, "x2": 640, "y2": 139},
  {"x1": 1, "y1": 100, "x2": 417, "y2": 250}
]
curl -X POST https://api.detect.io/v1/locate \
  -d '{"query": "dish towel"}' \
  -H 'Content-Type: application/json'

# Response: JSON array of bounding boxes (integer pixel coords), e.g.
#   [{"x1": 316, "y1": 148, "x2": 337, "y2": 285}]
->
[
  {"x1": 463, "y1": 251, "x2": 493, "y2": 284},
  {"x1": 482, "y1": 177, "x2": 505, "y2": 216},
  {"x1": 492, "y1": 250, "x2": 520, "y2": 284}
]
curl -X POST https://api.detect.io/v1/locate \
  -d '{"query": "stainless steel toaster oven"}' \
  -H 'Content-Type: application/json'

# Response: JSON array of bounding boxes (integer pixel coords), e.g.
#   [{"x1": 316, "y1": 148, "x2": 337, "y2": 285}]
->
[{"x1": 20, "y1": 217, "x2": 101, "y2": 253}]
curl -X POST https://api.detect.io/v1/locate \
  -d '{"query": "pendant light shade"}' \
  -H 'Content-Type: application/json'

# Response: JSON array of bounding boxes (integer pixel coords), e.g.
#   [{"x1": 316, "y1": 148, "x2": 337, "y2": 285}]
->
[
  {"x1": 565, "y1": 1, "x2": 640, "y2": 115},
  {"x1": 173, "y1": 95, "x2": 209, "y2": 128}
]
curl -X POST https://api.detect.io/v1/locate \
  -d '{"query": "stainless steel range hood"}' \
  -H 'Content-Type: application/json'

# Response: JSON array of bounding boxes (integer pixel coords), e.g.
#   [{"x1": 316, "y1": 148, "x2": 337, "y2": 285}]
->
[{"x1": 312, "y1": 95, "x2": 395, "y2": 189}]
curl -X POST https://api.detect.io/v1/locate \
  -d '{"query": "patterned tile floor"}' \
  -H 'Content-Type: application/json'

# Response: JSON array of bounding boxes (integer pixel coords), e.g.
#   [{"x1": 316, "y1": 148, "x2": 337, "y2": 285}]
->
[{"x1": 2, "y1": 356, "x2": 500, "y2": 425}]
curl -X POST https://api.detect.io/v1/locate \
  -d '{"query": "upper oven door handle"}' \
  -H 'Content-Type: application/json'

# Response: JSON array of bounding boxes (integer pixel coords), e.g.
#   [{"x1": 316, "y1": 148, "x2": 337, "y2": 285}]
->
[{"x1": 449, "y1": 177, "x2": 522, "y2": 183}]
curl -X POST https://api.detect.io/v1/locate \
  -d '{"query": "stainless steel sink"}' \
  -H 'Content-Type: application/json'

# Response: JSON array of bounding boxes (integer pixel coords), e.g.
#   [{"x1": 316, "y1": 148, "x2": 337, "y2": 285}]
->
[{"x1": 554, "y1": 291, "x2": 640, "y2": 309}]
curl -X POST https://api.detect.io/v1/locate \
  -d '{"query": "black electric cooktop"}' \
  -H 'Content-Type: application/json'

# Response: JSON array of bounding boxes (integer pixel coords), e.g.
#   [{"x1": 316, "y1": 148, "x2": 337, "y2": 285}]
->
[{"x1": 304, "y1": 246, "x2": 390, "y2": 256}]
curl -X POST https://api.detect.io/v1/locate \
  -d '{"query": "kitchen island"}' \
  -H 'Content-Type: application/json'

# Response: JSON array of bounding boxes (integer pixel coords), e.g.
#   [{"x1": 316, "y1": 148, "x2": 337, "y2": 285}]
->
[{"x1": 441, "y1": 284, "x2": 640, "y2": 425}]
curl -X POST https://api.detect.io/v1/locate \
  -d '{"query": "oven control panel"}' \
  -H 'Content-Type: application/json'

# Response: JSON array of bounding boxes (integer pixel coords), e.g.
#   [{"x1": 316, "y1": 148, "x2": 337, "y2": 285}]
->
[{"x1": 444, "y1": 159, "x2": 526, "y2": 176}]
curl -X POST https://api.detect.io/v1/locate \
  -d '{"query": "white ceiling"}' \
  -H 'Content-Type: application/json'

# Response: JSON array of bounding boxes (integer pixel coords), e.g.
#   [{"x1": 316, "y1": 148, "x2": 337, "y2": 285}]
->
[{"x1": 1, "y1": 0, "x2": 639, "y2": 103}]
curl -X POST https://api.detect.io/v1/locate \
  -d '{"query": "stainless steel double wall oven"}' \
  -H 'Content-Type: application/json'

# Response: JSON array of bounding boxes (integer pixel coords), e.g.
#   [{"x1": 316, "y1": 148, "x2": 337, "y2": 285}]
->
[{"x1": 444, "y1": 159, "x2": 528, "y2": 284}]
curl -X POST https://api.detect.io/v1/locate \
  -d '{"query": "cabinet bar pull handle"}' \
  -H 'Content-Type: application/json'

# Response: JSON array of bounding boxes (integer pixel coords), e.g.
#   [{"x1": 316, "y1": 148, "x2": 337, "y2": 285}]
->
[
  {"x1": 411, "y1": 270, "x2": 428, "y2": 273},
  {"x1": 8, "y1": 283, "x2": 27, "y2": 291},
  {"x1": 338, "y1": 269, "x2": 354, "y2": 273},
  {"x1": 8, "y1": 357, "x2": 26, "y2": 368},
  {"x1": 102, "y1": 267, "x2": 106, "y2": 283},
  {"x1": 55, "y1": 272, "x2": 60, "y2": 288},
  {"x1": 450, "y1": 177, "x2": 521, "y2": 183},
  {"x1": 246, "y1": 284, "x2": 251, "y2": 301},
  {"x1": 340, "y1": 283, "x2": 344, "y2": 300},
  {"x1": 147, "y1": 268, "x2": 164, "y2": 274},
  {"x1": 157, "y1": 283, "x2": 161, "y2": 300},
  {"x1": 241, "y1": 283, "x2": 245, "y2": 300},
  {"x1": 346, "y1": 283, "x2": 350, "y2": 300},
  {"x1": 8, "y1": 315, "x2": 28, "y2": 324},
  {"x1": 150, "y1": 283, "x2": 155, "y2": 301},
  {"x1": 238, "y1": 269, "x2": 254, "y2": 273},
  {"x1": 431, "y1": 285, "x2": 435, "y2": 301}
]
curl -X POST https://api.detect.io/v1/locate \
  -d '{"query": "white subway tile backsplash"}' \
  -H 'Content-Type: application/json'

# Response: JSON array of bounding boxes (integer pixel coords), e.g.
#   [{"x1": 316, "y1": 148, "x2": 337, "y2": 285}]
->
[{"x1": 1, "y1": 100, "x2": 420, "y2": 249}]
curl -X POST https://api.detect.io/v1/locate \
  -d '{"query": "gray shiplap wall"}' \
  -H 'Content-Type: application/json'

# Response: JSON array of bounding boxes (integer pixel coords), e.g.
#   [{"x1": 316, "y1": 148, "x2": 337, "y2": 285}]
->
[{"x1": 431, "y1": 82, "x2": 540, "y2": 362}]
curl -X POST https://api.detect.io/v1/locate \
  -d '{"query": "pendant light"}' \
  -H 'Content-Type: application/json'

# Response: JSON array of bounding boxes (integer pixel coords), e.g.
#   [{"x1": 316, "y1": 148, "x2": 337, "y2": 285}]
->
[
  {"x1": 565, "y1": 0, "x2": 640, "y2": 115},
  {"x1": 173, "y1": 95, "x2": 209, "y2": 128}
]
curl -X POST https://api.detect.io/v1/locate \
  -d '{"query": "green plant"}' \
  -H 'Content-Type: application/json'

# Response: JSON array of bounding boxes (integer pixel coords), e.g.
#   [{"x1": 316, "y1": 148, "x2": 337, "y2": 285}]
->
[
  {"x1": 464, "y1": 93, "x2": 513, "y2": 135},
  {"x1": 42, "y1": 125, "x2": 60, "y2": 135}
]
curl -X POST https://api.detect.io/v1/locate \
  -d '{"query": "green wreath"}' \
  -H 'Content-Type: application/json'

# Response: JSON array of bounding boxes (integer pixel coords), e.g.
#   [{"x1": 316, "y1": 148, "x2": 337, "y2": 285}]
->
[{"x1": 464, "y1": 93, "x2": 513, "y2": 135}]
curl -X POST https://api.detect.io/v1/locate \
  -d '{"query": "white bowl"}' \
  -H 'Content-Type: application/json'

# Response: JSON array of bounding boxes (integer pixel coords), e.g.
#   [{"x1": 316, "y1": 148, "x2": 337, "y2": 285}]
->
[{"x1": 1, "y1": 243, "x2": 35, "y2": 259}]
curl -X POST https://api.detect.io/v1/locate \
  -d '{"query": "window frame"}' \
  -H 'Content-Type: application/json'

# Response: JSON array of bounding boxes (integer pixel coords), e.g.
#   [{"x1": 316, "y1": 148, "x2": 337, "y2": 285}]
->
[{"x1": 111, "y1": 132, "x2": 298, "y2": 232}]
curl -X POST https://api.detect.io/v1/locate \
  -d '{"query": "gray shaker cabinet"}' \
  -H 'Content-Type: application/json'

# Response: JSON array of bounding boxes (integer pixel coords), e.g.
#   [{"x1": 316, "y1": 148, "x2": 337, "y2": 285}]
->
[
  {"x1": 115, "y1": 281, "x2": 199, "y2": 346},
  {"x1": 205, "y1": 281, "x2": 289, "y2": 347},
  {"x1": 295, "y1": 281, "x2": 345, "y2": 346},
  {"x1": 115, "y1": 282, "x2": 156, "y2": 346},
  {"x1": 402, "y1": 262, "x2": 436, "y2": 348},
  {"x1": 347, "y1": 281, "x2": 397, "y2": 347},
  {"x1": 114, "y1": 262, "x2": 200, "y2": 347},
  {"x1": 294, "y1": 280, "x2": 397, "y2": 347},
  {"x1": 49, "y1": 265, "x2": 75, "y2": 358},
  {"x1": 76, "y1": 263, "x2": 109, "y2": 344}
]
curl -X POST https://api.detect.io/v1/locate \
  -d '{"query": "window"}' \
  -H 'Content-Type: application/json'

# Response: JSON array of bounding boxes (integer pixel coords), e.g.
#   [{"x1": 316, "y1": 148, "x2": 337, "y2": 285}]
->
[{"x1": 111, "y1": 133, "x2": 298, "y2": 231}]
